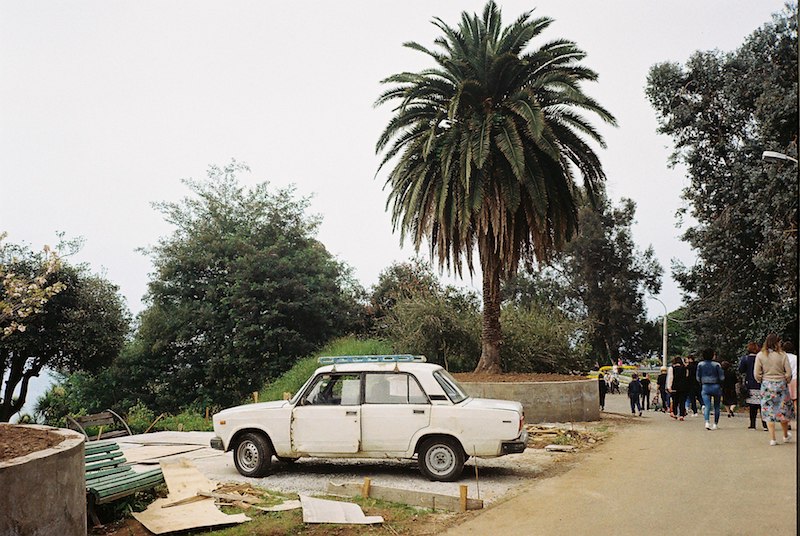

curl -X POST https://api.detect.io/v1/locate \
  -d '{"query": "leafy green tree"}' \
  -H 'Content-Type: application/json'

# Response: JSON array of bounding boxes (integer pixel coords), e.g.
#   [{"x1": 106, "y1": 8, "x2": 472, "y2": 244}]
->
[
  {"x1": 0, "y1": 243, "x2": 128, "y2": 422},
  {"x1": 126, "y1": 162, "x2": 359, "y2": 411},
  {"x1": 646, "y1": 6, "x2": 798, "y2": 356},
  {"x1": 376, "y1": 1, "x2": 615, "y2": 373},
  {"x1": 369, "y1": 259, "x2": 441, "y2": 321}
]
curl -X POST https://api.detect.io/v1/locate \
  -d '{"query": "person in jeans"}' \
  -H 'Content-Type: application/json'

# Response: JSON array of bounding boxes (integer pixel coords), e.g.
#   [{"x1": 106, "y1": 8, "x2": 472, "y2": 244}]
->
[
  {"x1": 628, "y1": 373, "x2": 643, "y2": 416},
  {"x1": 640, "y1": 372, "x2": 651, "y2": 411},
  {"x1": 696, "y1": 348, "x2": 724, "y2": 430},
  {"x1": 739, "y1": 342, "x2": 767, "y2": 430},
  {"x1": 656, "y1": 366, "x2": 670, "y2": 413},
  {"x1": 667, "y1": 356, "x2": 688, "y2": 420}
]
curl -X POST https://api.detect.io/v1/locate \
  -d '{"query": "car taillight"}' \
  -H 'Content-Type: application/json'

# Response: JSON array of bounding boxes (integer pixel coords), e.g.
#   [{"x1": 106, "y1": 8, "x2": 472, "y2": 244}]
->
[{"x1": 519, "y1": 414, "x2": 524, "y2": 432}]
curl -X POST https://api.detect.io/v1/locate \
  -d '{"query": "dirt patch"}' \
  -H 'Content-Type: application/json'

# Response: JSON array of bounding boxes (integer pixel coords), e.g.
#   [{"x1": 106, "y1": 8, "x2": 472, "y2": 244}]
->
[
  {"x1": 0, "y1": 424, "x2": 66, "y2": 461},
  {"x1": 453, "y1": 372, "x2": 585, "y2": 383}
]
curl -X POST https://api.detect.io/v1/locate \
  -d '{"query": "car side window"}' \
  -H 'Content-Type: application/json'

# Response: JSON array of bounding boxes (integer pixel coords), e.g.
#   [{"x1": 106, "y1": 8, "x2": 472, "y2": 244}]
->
[
  {"x1": 365, "y1": 373, "x2": 429, "y2": 404},
  {"x1": 301, "y1": 374, "x2": 361, "y2": 406}
]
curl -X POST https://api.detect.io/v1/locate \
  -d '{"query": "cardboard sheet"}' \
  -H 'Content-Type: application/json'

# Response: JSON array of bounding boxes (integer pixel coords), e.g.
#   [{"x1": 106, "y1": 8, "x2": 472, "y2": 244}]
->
[
  {"x1": 300, "y1": 495, "x2": 383, "y2": 524},
  {"x1": 132, "y1": 458, "x2": 249, "y2": 534}
]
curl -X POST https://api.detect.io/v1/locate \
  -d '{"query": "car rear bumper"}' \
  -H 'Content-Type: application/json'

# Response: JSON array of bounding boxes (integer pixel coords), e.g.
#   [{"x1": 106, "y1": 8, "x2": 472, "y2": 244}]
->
[
  {"x1": 501, "y1": 429, "x2": 527, "y2": 454},
  {"x1": 210, "y1": 437, "x2": 224, "y2": 451}
]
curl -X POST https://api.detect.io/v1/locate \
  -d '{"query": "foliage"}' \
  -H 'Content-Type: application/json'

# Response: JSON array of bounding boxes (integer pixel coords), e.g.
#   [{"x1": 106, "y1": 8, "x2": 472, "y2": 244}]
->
[
  {"x1": 504, "y1": 198, "x2": 662, "y2": 364},
  {"x1": 112, "y1": 161, "x2": 360, "y2": 412},
  {"x1": 258, "y1": 337, "x2": 394, "y2": 402},
  {"x1": 501, "y1": 304, "x2": 591, "y2": 373},
  {"x1": 0, "y1": 233, "x2": 66, "y2": 337},
  {"x1": 369, "y1": 258, "x2": 441, "y2": 321},
  {"x1": 382, "y1": 286, "x2": 481, "y2": 372},
  {"x1": 375, "y1": 1, "x2": 615, "y2": 373},
  {"x1": 646, "y1": 5, "x2": 798, "y2": 356},
  {"x1": 0, "y1": 243, "x2": 129, "y2": 422}
]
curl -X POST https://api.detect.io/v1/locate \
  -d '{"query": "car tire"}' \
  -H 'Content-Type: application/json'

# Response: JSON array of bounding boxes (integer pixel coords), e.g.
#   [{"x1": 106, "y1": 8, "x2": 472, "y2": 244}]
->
[
  {"x1": 233, "y1": 432, "x2": 272, "y2": 477},
  {"x1": 418, "y1": 437, "x2": 465, "y2": 482}
]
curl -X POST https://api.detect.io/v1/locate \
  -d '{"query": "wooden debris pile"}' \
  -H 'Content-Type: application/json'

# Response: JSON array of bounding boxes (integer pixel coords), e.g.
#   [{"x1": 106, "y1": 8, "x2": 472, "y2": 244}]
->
[{"x1": 525, "y1": 425, "x2": 604, "y2": 450}]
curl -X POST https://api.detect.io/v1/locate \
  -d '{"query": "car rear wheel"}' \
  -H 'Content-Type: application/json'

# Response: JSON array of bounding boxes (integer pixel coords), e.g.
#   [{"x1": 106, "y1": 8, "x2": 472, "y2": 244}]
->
[
  {"x1": 418, "y1": 437, "x2": 465, "y2": 482},
  {"x1": 233, "y1": 432, "x2": 272, "y2": 477}
]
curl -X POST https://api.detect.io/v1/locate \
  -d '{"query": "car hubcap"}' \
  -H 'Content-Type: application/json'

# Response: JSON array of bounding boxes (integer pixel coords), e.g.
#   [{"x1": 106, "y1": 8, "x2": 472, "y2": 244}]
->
[
  {"x1": 237, "y1": 441, "x2": 259, "y2": 471},
  {"x1": 426, "y1": 444, "x2": 455, "y2": 475}
]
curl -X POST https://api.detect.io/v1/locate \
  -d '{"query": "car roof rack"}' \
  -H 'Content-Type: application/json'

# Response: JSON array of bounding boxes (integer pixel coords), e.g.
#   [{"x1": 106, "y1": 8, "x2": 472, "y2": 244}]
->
[{"x1": 318, "y1": 355, "x2": 427, "y2": 365}]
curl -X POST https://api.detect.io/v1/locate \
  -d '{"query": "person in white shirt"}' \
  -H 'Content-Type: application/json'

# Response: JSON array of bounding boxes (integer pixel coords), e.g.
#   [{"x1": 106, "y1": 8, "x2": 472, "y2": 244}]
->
[{"x1": 782, "y1": 341, "x2": 798, "y2": 418}]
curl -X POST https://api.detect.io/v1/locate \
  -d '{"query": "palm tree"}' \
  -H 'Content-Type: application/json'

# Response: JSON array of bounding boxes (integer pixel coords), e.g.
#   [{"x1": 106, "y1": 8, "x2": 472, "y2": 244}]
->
[{"x1": 375, "y1": 1, "x2": 616, "y2": 373}]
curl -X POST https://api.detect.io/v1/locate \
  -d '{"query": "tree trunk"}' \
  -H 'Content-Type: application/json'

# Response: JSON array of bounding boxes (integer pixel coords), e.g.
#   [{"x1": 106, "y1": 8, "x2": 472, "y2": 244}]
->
[{"x1": 474, "y1": 254, "x2": 503, "y2": 374}]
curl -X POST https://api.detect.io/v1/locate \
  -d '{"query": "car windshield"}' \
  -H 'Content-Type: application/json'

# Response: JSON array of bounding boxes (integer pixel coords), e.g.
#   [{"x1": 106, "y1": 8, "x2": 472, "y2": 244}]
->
[{"x1": 433, "y1": 369, "x2": 468, "y2": 403}]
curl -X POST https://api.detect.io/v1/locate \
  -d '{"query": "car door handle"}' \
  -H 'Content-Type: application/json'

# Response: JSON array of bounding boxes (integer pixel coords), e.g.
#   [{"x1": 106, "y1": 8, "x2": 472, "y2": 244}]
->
[
  {"x1": 413, "y1": 409, "x2": 425, "y2": 414},
  {"x1": 345, "y1": 411, "x2": 358, "y2": 416}
]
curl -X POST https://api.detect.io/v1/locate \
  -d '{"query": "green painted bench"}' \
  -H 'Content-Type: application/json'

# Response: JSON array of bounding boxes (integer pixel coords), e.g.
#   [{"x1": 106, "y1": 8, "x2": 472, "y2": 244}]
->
[
  {"x1": 84, "y1": 441, "x2": 165, "y2": 525},
  {"x1": 67, "y1": 409, "x2": 132, "y2": 441}
]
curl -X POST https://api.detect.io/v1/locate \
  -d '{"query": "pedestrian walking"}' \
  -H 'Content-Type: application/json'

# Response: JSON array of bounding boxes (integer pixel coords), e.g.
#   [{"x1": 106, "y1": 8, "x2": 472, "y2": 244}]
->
[
  {"x1": 783, "y1": 341, "x2": 798, "y2": 420},
  {"x1": 754, "y1": 333, "x2": 794, "y2": 446},
  {"x1": 721, "y1": 361, "x2": 738, "y2": 418},
  {"x1": 598, "y1": 372, "x2": 608, "y2": 411},
  {"x1": 667, "y1": 356, "x2": 688, "y2": 420},
  {"x1": 739, "y1": 342, "x2": 768, "y2": 430},
  {"x1": 640, "y1": 372, "x2": 651, "y2": 410},
  {"x1": 685, "y1": 355, "x2": 702, "y2": 417},
  {"x1": 628, "y1": 373, "x2": 643, "y2": 416},
  {"x1": 656, "y1": 366, "x2": 670, "y2": 413},
  {"x1": 697, "y1": 348, "x2": 724, "y2": 430}
]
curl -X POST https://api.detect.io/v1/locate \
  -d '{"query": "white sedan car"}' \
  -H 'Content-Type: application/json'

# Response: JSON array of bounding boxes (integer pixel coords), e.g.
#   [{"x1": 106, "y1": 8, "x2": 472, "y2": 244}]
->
[{"x1": 210, "y1": 355, "x2": 527, "y2": 482}]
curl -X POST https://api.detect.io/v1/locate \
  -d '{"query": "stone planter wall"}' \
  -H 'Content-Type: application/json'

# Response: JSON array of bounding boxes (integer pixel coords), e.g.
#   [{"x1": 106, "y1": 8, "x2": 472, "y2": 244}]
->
[
  {"x1": 461, "y1": 380, "x2": 599, "y2": 423},
  {"x1": 0, "y1": 425, "x2": 85, "y2": 536}
]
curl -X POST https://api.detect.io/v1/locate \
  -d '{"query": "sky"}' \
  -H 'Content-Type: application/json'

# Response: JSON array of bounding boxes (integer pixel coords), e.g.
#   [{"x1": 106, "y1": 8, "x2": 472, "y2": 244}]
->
[{"x1": 0, "y1": 1, "x2": 789, "y2": 322}]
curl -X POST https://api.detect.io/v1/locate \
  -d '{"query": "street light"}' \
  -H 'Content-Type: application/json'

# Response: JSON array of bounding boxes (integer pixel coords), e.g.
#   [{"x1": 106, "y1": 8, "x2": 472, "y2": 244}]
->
[
  {"x1": 649, "y1": 297, "x2": 668, "y2": 369},
  {"x1": 762, "y1": 150, "x2": 798, "y2": 164}
]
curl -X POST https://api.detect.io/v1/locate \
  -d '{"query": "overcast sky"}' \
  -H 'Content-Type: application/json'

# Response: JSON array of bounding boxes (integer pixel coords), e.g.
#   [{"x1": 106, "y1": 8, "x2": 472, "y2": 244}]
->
[{"x1": 0, "y1": 1, "x2": 788, "y2": 320}]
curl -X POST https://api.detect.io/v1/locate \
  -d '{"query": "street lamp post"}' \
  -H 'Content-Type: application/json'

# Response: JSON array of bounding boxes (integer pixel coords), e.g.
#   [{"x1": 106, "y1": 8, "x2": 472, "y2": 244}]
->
[{"x1": 762, "y1": 150, "x2": 798, "y2": 164}]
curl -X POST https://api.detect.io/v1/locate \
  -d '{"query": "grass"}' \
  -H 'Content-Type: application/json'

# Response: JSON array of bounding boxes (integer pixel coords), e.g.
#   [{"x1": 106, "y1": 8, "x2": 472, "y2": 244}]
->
[{"x1": 257, "y1": 337, "x2": 393, "y2": 403}]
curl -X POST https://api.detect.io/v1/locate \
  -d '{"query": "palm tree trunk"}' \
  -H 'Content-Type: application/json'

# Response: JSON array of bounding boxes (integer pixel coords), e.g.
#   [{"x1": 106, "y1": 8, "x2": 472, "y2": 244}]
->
[{"x1": 474, "y1": 254, "x2": 503, "y2": 374}]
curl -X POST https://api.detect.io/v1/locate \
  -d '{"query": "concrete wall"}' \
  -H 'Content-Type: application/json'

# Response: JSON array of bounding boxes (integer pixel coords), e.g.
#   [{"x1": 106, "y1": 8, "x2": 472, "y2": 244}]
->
[
  {"x1": 0, "y1": 425, "x2": 85, "y2": 536},
  {"x1": 461, "y1": 380, "x2": 599, "y2": 423}
]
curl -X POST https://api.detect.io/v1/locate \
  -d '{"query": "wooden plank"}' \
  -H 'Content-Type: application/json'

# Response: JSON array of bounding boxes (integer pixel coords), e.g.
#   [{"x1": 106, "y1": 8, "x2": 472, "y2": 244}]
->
[
  {"x1": 86, "y1": 457, "x2": 127, "y2": 472},
  {"x1": 85, "y1": 442, "x2": 120, "y2": 456},
  {"x1": 326, "y1": 482, "x2": 482, "y2": 512},
  {"x1": 85, "y1": 450, "x2": 123, "y2": 464},
  {"x1": 86, "y1": 466, "x2": 131, "y2": 483},
  {"x1": 91, "y1": 472, "x2": 165, "y2": 502}
]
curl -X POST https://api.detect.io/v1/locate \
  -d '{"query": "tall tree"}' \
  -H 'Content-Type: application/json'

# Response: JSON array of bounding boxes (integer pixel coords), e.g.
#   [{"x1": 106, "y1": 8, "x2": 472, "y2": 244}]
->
[
  {"x1": 375, "y1": 1, "x2": 615, "y2": 372},
  {"x1": 506, "y1": 198, "x2": 662, "y2": 364},
  {"x1": 0, "y1": 243, "x2": 128, "y2": 422},
  {"x1": 646, "y1": 6, "x2": 798, "y2": 357},
  {"x1": 129, "y1": 162, "x2": 359, "y2": 411}
]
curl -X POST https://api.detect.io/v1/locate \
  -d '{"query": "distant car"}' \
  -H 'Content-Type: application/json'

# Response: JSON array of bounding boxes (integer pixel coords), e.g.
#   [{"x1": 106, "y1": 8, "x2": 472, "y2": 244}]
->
[{"x1": 210, "y1": 355, "x2": 527, "y2": 482}]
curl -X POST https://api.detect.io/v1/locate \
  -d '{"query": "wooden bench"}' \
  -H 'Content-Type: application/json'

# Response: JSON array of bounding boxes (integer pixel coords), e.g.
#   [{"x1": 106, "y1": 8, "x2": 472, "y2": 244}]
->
[
  {"x1": 84, "y1": 441, "x2": 165, "y2": 525},
  {"x1": 67, "y1": 409, "x2": 132, "y2": 441}
]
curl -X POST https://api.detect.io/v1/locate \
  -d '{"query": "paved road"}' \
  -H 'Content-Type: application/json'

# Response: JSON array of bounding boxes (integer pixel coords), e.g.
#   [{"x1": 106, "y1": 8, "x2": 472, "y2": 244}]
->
[{"x1": 447, "y1": 393, "x2": 797, "y2": 535}]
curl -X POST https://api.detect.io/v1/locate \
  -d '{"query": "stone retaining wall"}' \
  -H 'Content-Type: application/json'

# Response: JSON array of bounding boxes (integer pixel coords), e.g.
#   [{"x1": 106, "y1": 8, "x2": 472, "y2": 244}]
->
[
  {"x1": 461, "y1": 380, "x2": 599, "y2": 423},
  {"x1": 0, "y1": 425, "x2": 85, "y2": 536}
]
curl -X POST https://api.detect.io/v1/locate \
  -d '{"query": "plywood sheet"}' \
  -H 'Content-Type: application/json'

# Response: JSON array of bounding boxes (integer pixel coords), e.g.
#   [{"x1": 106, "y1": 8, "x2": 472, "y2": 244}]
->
[
  {"x1": 132, "y1": 458, "x2": 249, "y2": 534},
  {"x1": 300, "y1": 495, "x2": 383, "y2": 524},
  {"x1": 122, "y1": 445, "x2": 204, "y2": 464}
]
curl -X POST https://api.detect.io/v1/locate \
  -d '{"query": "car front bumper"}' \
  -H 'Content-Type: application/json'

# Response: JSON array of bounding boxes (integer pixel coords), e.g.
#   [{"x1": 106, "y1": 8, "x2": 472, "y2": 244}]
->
[
  {"x1": 210, "y1": 437, "x2": 224, "y2": 451},
  {"x1": 501, "y1": 429, "x2": 528, "y2": 454}
]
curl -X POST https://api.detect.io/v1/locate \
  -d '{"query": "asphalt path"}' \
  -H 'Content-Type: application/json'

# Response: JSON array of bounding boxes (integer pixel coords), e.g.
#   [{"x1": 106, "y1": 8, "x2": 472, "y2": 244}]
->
[{"x1": 446, "y1": 392, "x2": 797, "y2": 535}]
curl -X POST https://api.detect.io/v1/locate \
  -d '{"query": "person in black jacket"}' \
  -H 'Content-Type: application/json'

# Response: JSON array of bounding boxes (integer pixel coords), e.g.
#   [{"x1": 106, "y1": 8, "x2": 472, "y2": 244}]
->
[
  {"x1": 628, "y1": 373, "x2": 643, "y2": 416},
  {"x1": 640, "y1": 373, "x2": 651, "y2": 411},
  {"x1": 721, "y1": 361, "x2": 738, "y2": 418},
  {"x1": 686, "y1": 355, "x2": 701, "y2": 417},
  {"x1": 598, "y1": 373, "x2": 608, "y2": 411},
  {"x1": 656, "y1": 366, "x2": 669, "y2": 413},
  {"x1": 668, "y1": 356, "x2": 688, "y2": 420},
  {"x1": 738, "y1": 341, "x2": 767, "y2": 430}
]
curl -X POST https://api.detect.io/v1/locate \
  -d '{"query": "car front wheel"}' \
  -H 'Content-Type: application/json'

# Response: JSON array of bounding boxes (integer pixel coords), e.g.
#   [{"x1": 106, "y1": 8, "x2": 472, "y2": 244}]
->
[
  {"x1": 233, "y1": 432, "x2": 272, "y2": 477},
  {"x1": 418, "y1": 437, "x2": 465, "y2": 482}
]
